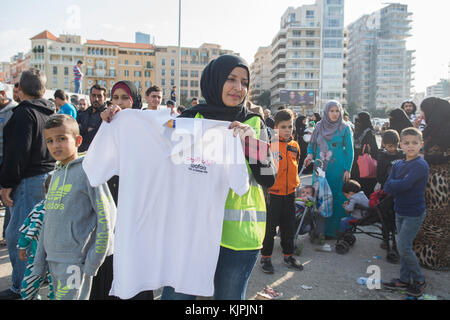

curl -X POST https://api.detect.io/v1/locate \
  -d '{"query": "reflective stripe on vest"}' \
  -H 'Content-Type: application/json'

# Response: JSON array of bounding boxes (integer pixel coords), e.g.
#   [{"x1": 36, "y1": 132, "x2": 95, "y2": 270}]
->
[{"x1": 193, "y1": 113, "x2": 267, "y2": 250}]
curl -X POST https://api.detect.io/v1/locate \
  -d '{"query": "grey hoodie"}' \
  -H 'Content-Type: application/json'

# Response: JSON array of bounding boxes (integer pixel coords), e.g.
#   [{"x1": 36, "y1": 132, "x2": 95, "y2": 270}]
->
[
  {"x1": 344, "y1": 191, "x2": 370, "y2": 219},
  {"x1": 0, "y1": 99, "x2": 16, "y2": 159},
  {"x1": 33, "y1": 156, "x2": 117, "y2": 277}
]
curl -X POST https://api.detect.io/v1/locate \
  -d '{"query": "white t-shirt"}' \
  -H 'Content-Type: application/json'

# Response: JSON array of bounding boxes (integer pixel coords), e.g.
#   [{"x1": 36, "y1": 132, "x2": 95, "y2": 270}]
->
[{"x1": 82, "y1": 109, "x2": 250, "y2": 299}]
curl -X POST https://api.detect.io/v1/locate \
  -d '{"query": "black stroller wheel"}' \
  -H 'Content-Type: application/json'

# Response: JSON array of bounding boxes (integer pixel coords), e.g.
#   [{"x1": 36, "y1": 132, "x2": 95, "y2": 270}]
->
[
  {"x1": 335, "y1": 241, "x2": 350, "y2": 254},
  {"x1": 343, "y1": 234, "x2": 356, "y2": 246}
]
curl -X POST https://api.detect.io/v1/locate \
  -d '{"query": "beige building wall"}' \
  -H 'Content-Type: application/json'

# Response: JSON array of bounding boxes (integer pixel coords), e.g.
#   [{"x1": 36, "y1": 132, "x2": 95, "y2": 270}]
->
[
  {"x1": 30, "y1": 31, "x2": 85, "y2": 93},
  {"x1": 155, "y1": 43, "x2": 236, "y2": 105}
]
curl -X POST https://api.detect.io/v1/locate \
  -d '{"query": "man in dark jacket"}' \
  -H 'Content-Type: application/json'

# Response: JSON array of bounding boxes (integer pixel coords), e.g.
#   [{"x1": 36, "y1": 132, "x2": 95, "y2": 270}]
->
[
  {"x1": 0, "y1": 68, "x2": 55, "y2": 299},
  {"x1": 77, "y1": 84, "x2": 107, "y2": 152}
]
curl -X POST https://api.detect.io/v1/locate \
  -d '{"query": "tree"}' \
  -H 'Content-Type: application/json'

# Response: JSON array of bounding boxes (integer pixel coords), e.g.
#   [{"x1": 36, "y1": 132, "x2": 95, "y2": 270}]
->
[{"x1": 255, "y1": 90, "x2": 271, "y2": 107}]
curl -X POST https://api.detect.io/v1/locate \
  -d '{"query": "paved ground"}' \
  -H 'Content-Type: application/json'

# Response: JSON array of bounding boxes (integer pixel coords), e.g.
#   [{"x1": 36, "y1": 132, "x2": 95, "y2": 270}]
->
[{"x1": 1, "y1": 171, "x2": 448, "y2": 300}]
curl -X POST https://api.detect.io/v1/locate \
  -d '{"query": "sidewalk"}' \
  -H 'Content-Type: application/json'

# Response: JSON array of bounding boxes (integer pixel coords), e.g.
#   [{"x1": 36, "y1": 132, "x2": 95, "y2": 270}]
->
[{"x1": 1, "y1": 174, "x2": 449, "y2": 300}]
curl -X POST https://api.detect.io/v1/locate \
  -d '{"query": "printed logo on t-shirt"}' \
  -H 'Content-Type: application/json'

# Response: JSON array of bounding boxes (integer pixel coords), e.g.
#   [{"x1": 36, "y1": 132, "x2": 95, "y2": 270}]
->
[
  {"x1": 45, "y1": 176, "x2": 72, "y2": 211},
  {"x1": 187, "y1": 157, "x2": 215, "y2": 174}
]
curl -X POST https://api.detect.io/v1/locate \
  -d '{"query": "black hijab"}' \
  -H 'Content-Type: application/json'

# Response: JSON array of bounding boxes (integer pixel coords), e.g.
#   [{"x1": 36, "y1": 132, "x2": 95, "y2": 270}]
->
[
  {"x1": 354, "y1": 111, "x2": 373, "y2": 139},
  {"x1": 111, "y1": 80, "x2": 142, "y2": 109},
  {"x1": 295, "y1": 115, "x2": 307, "y2": 135},
  {"x1": 313, "y1": 113, "x2": 321, "y2": 122},
  {"x1": 389, "y1": 108, "x2": 413, "y2": 135},
  {"x1": 421, "y1": 97, "x2": 450, "y2": 152},
  {"x1": 179, "y1": 55, "x2": 258, "y2": 122}
]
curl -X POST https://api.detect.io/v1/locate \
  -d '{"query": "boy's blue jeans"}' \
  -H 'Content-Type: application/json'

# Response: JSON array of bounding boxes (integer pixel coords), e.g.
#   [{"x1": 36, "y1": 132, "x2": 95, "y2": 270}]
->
[
  {"x1": 395, "y1": 211, "x2": 426, "y2": 284},
  {"x1": 161, "y1": 246, "x2": 259, "y2": 300},
  {"x1": 5, "y1": 173, "x2": 48, "y2": 293}
]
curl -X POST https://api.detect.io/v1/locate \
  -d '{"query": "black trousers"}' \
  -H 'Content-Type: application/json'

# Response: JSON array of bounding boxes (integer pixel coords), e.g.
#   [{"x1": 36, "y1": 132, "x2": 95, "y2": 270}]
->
[{"x1": 261, "y1": 193, "x2": 296, "y2": 257}]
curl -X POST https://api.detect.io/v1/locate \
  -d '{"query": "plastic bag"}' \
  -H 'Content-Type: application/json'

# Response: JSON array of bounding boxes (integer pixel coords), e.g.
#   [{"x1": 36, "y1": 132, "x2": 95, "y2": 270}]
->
[{"x1": 315, "y1": 167, "x2": 333, "y2": 218}]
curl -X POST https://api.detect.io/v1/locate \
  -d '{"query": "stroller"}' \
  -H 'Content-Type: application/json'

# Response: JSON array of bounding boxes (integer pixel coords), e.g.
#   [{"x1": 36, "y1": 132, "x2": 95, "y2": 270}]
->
[
  {"x1": 293, "y1": 161, "x2": 327, "y2": 255},
  {"x1": 335, "y1": 191, "x2": 399, "y2": 264}
]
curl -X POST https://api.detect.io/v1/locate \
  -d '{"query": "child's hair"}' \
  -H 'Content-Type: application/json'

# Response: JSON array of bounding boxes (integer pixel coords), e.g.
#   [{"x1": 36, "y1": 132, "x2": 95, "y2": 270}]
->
[
  {"x1": 301, "y1": 185, "x2": 315, "y2": 195},
  {"x1": 400, "y1": 127, "x2": 423, "y2": 141},
  {"x1": 382, "y1": 129, "x2": 400, "y2": 146},
  {"x1": 342, "y1": 179, "x2": 361, "y2": 194},
  {"x1": 44, "y1": 114, "x2": 80, "y2": 138},
  {"x1": 274, "y1": 109, "x2": 294, "y2": 126}
]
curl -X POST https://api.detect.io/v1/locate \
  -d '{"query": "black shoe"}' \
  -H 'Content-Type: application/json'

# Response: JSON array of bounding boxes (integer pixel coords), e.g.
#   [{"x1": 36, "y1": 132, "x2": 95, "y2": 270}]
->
[
  {"x1": 406, "y1": 281, "x2": 426, "y2": 298},
  {"x1": 260, "y1": 258, "x2": 274, "y2": 274},
  {"x1": 283, "y1": 255, "x2": 304, "y2": 271},
  {"x1": 0, "y1": 289, "x2": 21, "y2": 300},
  {"x1": 383, "y1": 278, "x2": 410, "y2": 291}
]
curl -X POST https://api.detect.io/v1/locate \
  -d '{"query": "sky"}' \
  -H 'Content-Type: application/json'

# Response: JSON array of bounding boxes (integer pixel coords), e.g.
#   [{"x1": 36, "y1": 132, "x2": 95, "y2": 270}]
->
[{"x1": 1, "y1": 0, "x2": 449, "y2": 93}]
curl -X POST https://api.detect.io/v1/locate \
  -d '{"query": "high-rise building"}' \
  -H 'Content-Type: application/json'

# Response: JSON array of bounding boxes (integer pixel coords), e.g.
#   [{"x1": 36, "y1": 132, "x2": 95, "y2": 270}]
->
[
  {"x1": 426, "y1": 79, "x2": 450, "y2": 98},
  {"x1": 270, "y1": 0, "x2": 346, "y2": 113},
  {"x1": 30, "y1": 31, "x2": 85, "y2": 92},
  {"x1": 136, "y1": 32, "x2": 151, "y2": 44},
  {"x1": 155, "y1": 43, "x2": 237, "y2": 104},
  {"x1": 347, "y1": 3, "x2": 414, "y2": 110},
  {"x1": 249, "y1": 46, "x2": 272, "y2": 103}
]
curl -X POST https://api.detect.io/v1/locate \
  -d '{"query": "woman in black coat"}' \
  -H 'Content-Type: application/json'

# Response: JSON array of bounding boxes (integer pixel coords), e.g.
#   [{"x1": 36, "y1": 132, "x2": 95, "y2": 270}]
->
[
  {"x1": 351, "y1": 111, "x2": 379, "y2": 197},
  {"x1": 295, "y1": 115, "x2": 310, "y2": 173},
  {"x1": 388, "y1": 108, "x2": 413, "y2": 135}
]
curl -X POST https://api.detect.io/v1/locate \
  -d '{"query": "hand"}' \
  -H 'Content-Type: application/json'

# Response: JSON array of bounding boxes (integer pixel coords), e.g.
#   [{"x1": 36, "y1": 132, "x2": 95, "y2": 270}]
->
[
  {"x1": 1, "y1": 188, "x2": 13, "y2": 207},
  {"x1": 304, "y1": 154, "x2": 313, "y2": 167},
  {"x1": 229, "y1": 121, "x2": 255, "y2": 143},
  {"x1": 413, "y1": 114, "x2": 423, "y2": 128},
  {"x1": 18, "y1": 249, "x2": 28, "y2": 261},
  {"x1": 101, "y1": 105, "x2": 121, "y2": 123},
  {"x1": 343, "y1": 170, "x2": 350, "y2": 182}
]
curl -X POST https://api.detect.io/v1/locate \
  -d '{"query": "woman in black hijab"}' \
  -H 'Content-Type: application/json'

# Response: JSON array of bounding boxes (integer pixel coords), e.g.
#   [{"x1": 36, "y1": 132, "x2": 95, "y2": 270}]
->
[
  {"x1": 351, "y1": 111, "x2": 379, "y2": 197},
  {"x1": 312, "y1": 112, "x2": 321, "y2": 123},
  {"x1": 388, "y1": 108, "x2": 413, "y2": 135},
  {"x1": 413, "y1": 97, "x2": 450, "y2": 271},
  {"x1": 173, "y1": 55, "x2": 277, "y2": 300}
]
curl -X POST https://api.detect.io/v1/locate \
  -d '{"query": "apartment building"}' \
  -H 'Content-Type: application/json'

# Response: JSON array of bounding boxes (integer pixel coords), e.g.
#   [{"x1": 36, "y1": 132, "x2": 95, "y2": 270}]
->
[
  {"x1": 85, "y1": 40, "x2": 155, "y2": 96},
  {"x1": 30, "y1": 31, "x2": 85, "y2": 92},
  {"x1": 249, "y1": 46, "x2": 272, "y2": 102},
  {"x1": 270, "y1": 0, "x2": 346, "y2": 113},
  {"x1": 155, "y1": 43, "x2": 237, "y2": 105},
  {"x1": 347, "y1": 3, "x2": 414, "y2": 110}
]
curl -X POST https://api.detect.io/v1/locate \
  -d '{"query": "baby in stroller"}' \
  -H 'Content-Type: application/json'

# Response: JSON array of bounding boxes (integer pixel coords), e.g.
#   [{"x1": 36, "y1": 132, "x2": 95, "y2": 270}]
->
[
  {"x1": 293, "y1": 185, "x2": 320, "y2": 253},
  {"x1": 339, "y1": 180, "x2": 370, "y2": 234}
]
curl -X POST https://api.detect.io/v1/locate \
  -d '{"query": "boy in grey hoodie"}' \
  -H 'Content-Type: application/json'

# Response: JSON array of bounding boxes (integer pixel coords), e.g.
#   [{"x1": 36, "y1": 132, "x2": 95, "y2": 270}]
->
[
  {"x1": 339, "y1": 179, "x2": 370, "y2": 233},
  {"x1": 33, "y1": 114, "x2": 116, "y2": 300}
]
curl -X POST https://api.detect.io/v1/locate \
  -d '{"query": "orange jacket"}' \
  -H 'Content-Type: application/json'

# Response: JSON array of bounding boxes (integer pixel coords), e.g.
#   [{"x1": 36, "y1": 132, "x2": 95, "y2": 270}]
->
[{"x1": 269, "y1": 137, "x2": 300, "y2": 195}]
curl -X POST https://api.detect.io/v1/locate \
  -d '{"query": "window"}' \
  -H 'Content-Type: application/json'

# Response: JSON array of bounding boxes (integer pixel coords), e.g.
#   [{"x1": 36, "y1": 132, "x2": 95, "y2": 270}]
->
[
  {"x1": 64, "y1": 67, "x2": 69, "y2": 75},
  {"x1": 306, "y1": 41, "x2": 315, "y2": 47},
  {"x1": 170, "y1": 59, "x2": 175, "y2": 66},
  {"x1": 145, "y1": 71, "x2": 151, "y2": 77},
  {"x1": 134, "y1": 71, "x2": 142, "y2": 77},
  {"x1": 170, "y1": 79, "x2": 175, "y2": 86},
  {"x1": 124, "y1": 70, "x2": 129, "y2": 77},
  {"x1": 180, "y1": 80, "x2": 188, "y2": 87},
  {"x1": 135, "y1": 61, "x2": 139, "y2": 66},
  {"x1": 161, "y1": 79, "x2": 166, "y2": 86},
  {"x1": 162, "y1": 59, "x2": 166, "y2": 66},
  {"x1": 292, "y1": 30, "x2": 301, "y2": 37},
  {"x1": 145, "y1": 81, "x2": 151, "y2": 88},
  {"x1": 306, "y1": 10, "x2": 314, "y2": 19},
  {"x1": 190, "y1": 80, "x2": 199, "y2": 87},
  {"x1": 190, "y1": 70, "x2": 199, "y2": 77},
  {"x1": 170, "y1": 69, "x2": 175, "y2": 77},
  {"x1": 161, "y1": 69, "x2": 166, "y2": 76},
  {"x1": 124, "y1": 60, "x2": 129, "y2": 65},
  {"x1": 190, "y1": 90, "x2": 199, "y2": 97},
  {"x1": 53, "y1": 66, "x2": 57, "y2": 75},
  {"x1": 181, "y1": 70, "x2": 188, "y2": 77},
  {"x1": 146, "y1": 61, "x2": 152, "y2": 69}
]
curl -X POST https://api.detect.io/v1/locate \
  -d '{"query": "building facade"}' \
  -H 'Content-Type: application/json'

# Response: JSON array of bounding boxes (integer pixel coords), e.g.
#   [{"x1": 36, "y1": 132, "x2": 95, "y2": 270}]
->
[
  {"x1": 426, "y1": 79, "x2": 449, "y2": 98},
  {"x1": 155, "y1": 43, "x2": 237, "y2": 105},
  {"x1": 249, "y1": 46, "x2": 272, "y2": 103},
  {"x1": 30, "y1": 31, "x2": 85, "y2": 93},
  {"x1": 270, "y1": 0, "x2": 345, "y2": 113},
  {"x1": 347, "y1": 3, "x2": 414, "y2": 110}
]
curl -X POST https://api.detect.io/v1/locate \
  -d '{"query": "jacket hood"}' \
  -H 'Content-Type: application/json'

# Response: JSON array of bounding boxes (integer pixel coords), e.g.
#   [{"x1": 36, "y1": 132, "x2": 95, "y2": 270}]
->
[
  {"x1": 17, "y1": 98, "x2": 56, "y2": 115},
  {"x1": 55, "y1": 155, "x2": 84, "y2": 171}
]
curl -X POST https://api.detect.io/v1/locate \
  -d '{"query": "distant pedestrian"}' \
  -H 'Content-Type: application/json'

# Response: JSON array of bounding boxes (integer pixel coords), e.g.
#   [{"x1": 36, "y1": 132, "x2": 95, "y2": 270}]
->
[
  {"x1": 78, "y1": 98, "x2": 88, "y2": 112},
  {"x1": 170, "y1": 86, "x2": 177, "y2": 102},
  {"x1": 73, "y1": 60, "x2": 83, "y2": 94},
  {"x1": 388, "y1": 108, "x2": 413, "y2": 136},
  {"x1": 54, "y1": 89, "x2": 77, "y2": 119}
]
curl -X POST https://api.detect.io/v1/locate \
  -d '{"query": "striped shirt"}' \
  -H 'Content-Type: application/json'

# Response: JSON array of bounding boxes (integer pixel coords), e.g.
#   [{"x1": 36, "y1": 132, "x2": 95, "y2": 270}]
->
[{"x1": 73, "y1": 65, "x2": 83, "y2": 81}]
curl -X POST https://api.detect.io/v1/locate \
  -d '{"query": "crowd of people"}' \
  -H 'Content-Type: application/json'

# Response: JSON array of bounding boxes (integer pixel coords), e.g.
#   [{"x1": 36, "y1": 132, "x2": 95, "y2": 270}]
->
[{"x1": 0, "y1": 53, "x2": 448, "y2": 300}]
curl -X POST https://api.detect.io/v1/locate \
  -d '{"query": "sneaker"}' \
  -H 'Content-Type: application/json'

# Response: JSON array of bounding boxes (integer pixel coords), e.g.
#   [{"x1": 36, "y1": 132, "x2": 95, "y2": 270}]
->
[
  {"x1": 0, "y1": 289, "x2": 21, "y2": 300},
  {"x1": 406, "y1": 281, "x2": 426, "y2": 298},
  {"x1": 260, "y1": 258, "x2": 274, "y2": 274},
  {"x1": 283, "y1": 255, "x2": 304, "y2": 271},
  {"x1": 383, "y1": 278, "x2": 410, "y2": 291}
]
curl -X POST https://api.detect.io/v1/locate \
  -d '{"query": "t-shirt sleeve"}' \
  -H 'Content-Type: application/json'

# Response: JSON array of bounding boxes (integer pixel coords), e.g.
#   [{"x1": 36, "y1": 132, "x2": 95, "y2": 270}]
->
[
  {"x1": 225, "y1": 132, "x2": 249, "y2": 197},
  {"x1": 82, "y1": 121, "x2": 119, "y2": 187}
]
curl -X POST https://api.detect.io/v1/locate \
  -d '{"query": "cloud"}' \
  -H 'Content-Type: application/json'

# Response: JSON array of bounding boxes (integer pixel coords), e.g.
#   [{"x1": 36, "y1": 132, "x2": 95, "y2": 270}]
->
[
  {"x1": 0, "y1": 28, "x2": 33, "y2": 62},
  {"x1": 100, "y1": 24, "x2": 126, "y2": 32}
]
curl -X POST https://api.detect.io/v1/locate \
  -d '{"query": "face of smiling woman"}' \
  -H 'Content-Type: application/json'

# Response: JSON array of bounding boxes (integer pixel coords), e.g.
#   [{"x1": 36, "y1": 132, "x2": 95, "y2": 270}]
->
[{"x1": 221, "y1": 67, "x2": 249, "y2": 107}]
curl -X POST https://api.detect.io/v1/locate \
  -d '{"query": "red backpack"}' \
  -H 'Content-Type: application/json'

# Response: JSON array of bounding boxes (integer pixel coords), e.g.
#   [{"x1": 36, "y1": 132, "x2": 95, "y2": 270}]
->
[{"x1": 369, "y1": 190, "x2": 387, "y2": 209}]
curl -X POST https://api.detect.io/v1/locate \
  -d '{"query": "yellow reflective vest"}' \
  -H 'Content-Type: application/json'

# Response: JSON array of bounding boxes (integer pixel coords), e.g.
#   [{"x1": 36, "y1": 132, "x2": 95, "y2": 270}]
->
[{"x1": 195, "y1": 113, "x2": 267, "y2": 250}]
